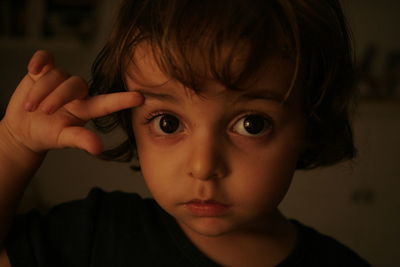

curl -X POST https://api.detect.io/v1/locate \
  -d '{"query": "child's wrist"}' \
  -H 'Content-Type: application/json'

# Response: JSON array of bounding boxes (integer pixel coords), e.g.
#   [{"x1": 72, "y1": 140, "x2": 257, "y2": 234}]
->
[{"x1": 0, "y1": 121, "x2": 45, "y2": 169}]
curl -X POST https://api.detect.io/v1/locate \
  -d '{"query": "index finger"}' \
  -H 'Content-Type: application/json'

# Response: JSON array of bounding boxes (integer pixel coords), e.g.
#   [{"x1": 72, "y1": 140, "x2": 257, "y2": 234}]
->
[{"x1": 66, "y1": 91, "x2": 144, "y2": 120}]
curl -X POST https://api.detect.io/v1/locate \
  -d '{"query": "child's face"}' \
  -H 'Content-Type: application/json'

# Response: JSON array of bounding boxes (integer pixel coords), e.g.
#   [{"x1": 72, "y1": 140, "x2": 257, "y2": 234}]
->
[{"x1": 128, "y1": 43, "x2": 306, "y2": 237}]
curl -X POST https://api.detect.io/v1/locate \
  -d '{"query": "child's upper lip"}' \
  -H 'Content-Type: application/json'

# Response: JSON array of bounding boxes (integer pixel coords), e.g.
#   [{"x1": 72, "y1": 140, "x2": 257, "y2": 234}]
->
[{"x1": 185, "y1": 199, "x2": 230, "y2": 206}]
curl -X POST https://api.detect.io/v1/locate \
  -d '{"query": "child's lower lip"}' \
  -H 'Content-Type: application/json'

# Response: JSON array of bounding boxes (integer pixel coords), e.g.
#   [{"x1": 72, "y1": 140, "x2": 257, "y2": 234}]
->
[{"x1": 185, "y1": 201, "x2": 230, "y2": 217}]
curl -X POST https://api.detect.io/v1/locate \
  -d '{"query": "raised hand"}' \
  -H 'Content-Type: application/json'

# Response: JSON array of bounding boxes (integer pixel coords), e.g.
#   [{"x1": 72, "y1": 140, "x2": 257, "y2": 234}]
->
[{"x1": 0, "y1": 50, "x2": 143, "y2": 156}]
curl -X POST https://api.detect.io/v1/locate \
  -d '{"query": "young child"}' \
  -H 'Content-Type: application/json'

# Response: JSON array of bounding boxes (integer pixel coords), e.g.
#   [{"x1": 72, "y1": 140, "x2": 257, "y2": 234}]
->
[{"x1": 0, "y1": 0, "x2": 371, "y2": 266}]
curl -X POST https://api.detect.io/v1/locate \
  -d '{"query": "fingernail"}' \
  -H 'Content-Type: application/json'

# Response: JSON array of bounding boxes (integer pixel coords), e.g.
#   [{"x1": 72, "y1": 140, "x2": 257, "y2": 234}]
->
[
  {"x1": 28, "y1": 62, "x2": 43, "y2": 75},
  {"x1": 29, "y1": 64, "x2": 40, "y2": 75},
  {"x1": 28, "y1": 51, "x2": 45, "y2": 74}
]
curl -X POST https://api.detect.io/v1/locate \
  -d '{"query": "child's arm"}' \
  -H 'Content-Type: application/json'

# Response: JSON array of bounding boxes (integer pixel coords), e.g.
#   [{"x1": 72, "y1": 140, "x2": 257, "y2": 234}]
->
[{"x1": 0, "y1": 51, "x2": 143, "y2": 247}]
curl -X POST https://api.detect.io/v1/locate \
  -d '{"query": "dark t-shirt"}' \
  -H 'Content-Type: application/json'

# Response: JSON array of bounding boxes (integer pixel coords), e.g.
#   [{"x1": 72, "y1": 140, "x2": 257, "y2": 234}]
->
[{"x1": 5, "y1": 188, "x2": 370, "y2": 267}]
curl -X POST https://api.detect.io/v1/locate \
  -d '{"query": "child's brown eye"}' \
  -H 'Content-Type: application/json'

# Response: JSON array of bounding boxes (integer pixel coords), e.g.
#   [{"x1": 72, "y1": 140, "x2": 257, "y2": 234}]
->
[
  {"x1": 233, "y1": 114, "x2": 271, "y2": 136},
  {"x1": 156, "y1": 114, "x2": 181, "y2": 134}
]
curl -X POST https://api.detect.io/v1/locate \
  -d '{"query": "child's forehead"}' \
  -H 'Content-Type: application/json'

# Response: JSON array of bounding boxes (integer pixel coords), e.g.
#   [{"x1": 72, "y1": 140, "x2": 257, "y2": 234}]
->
[
  {"x1": 124, "y1": 42, "x2": 297, "y2": 101},
  {"x1": 126, "y1": 42, "x2": 247, "y2": 84},
  {"x1": 125, "y1": 43, "x2": 169, "y2": 87}
]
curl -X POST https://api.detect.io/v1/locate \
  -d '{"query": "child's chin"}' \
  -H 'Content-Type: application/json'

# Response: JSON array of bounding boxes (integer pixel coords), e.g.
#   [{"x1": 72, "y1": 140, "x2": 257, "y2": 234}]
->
[{"x1": 179, "y1": 217, "x2": 237, "y2": 238}]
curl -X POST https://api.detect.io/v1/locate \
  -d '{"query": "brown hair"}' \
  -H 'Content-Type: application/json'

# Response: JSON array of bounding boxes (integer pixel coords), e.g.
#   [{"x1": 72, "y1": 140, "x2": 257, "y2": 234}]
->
[{"x1": 89, "y1": 0, "x2": 356, "y2": 169}]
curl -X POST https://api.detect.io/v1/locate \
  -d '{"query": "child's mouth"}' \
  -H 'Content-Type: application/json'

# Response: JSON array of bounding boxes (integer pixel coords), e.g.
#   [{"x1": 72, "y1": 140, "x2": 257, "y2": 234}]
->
[{"x1": 184, "y1": 199, "x2": 231, "y2": 217}]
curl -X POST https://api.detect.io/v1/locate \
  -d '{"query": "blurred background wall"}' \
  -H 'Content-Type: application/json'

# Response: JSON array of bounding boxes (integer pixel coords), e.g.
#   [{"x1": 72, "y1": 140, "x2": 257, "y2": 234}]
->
[{"x1": 0, "y1": 0, "x2": 399, "y2": 266}]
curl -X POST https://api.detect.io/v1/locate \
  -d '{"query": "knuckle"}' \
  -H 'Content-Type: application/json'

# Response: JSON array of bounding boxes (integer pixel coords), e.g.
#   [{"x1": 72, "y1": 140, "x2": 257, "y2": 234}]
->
[
  {"x1": 71, "y1": 76, "x2": 88, "y2": 89},
  {"x1": 70, "y1": 76, "x2": 88, "y2": 97},
  {"x1": 50, "y1": 68, "x2": 70, "y2": 81}
]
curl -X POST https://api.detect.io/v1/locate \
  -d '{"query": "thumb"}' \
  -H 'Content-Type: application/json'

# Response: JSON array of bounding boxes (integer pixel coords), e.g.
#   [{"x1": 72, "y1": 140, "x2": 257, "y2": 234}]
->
[{"x1": 27, "y1": 50, "x2": 55, "y2": 82}]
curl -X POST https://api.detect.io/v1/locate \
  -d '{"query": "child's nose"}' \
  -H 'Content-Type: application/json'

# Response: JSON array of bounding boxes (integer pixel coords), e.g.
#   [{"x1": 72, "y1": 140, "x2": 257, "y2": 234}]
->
[{"x1": 185, "y1": 132, "x2": 229, "y2": 181}]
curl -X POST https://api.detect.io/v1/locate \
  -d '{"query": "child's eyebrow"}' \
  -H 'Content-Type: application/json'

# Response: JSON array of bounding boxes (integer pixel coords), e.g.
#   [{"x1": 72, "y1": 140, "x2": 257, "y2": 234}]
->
[
  {"x1": 133, "y1": 88, "x2": 285, "y2": 105},
  {"x1": 134, "y1": 89, "x2": 180, "y2": 104}
]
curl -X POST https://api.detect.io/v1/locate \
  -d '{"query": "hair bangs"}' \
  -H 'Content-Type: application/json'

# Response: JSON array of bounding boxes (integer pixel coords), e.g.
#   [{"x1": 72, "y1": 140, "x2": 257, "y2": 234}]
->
[{"x1": 120, "y1": 0, "x2": 297, "y2": 95}]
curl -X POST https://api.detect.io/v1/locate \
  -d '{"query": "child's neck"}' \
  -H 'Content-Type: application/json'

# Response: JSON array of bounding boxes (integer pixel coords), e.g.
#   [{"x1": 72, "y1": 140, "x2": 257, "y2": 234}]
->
[{"x1": 179, "y1": 210, "x2": 297, "y2": 267}]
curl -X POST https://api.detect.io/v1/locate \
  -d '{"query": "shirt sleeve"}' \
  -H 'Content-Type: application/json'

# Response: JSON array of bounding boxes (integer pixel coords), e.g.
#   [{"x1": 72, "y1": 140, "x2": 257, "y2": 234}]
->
[{"x1": 4, "y1": 188, "x2": 105, "y2": 267}]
